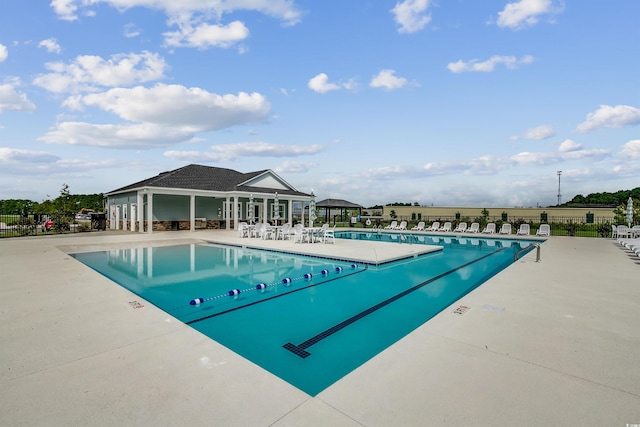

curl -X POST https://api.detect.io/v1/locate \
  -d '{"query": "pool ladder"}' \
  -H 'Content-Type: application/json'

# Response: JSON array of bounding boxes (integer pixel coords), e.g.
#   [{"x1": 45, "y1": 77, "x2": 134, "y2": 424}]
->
[{"x1": 514, "y1": 243, "x2": 541, "y2": 262}]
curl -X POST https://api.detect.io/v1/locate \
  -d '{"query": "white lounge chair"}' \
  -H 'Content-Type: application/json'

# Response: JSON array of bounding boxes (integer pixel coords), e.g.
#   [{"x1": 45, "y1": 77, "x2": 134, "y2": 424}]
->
[
  {"x1": 482, "y1": 223, "x2": 496, "y2": 234},
  {"x1": 516, "y1": 224, "x2": 530, "y2": 236},
  {"x1": 466, "y1": 222, "x2": 480, "y2": 233},
  {"x1": 611, "y1": 224, "x2": 618, "y2": 239},
  {"x1": 384, "y1": 221, "x2": 398, "y2": 230},
  {"x1": 453, "y1": 222, "x2": 467, "y2": 232},
  {"x1": 499, "y1": 223, "x2": 511, "y2": 235},
  {"x1": 426, "y1": 221, "x2": 440, "y2": 232},
  {"x1": 536, "y1": 224, "x2": 550, "y2": 237},
  {"x1": 395, "y1": 221, "x2": 407, "y2": 230},
  {"x1": 411, "y1": 221, "x2": 425, "y2": 231},
  {"x1": 439, "y1": 222, "x2": 452, "y2": 232}
]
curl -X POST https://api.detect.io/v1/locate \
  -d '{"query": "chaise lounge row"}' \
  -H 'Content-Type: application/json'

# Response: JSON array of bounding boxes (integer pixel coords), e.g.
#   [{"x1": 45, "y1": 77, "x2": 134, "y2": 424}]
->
[{"x1": 385, "y1": 221, "x2": 550, "y2": 236}]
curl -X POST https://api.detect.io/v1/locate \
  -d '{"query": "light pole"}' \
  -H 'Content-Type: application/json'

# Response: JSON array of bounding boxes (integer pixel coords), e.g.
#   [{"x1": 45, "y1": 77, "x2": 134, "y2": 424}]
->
[{"x1": 557, "y1": 171, "x2": 562, "y2": 206}]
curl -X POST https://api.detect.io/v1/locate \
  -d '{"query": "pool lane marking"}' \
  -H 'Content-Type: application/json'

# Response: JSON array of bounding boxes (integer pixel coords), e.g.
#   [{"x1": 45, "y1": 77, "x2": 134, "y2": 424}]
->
[
  {"x1": 283, "y1": 247, "x2": 508, "y2": 359},
  {"x1": 184, "y1": 266, "x2": 368, "y2": 325}
]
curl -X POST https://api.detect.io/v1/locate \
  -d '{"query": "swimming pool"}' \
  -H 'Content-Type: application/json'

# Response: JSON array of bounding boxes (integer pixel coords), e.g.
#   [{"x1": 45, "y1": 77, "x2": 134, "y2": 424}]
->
[{"x1": 72, "y1": 236, "x2": 536, "y2": 395}]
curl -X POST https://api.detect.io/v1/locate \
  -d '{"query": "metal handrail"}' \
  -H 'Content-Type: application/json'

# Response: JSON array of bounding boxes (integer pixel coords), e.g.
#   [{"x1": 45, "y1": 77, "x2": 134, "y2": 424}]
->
[{"x1": 514, "y1": 243, "x2": 541, "y2": 262}]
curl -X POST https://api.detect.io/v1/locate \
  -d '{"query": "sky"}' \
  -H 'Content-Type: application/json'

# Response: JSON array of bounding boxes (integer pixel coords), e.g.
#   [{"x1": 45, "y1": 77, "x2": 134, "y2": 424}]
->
[{"x1": 0, "y1": 0, "x2": 639, "y2": 208}]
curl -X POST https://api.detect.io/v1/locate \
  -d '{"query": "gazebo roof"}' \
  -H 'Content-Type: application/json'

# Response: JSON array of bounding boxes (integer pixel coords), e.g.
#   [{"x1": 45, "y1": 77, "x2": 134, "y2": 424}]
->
[{"x1": 315, "y1": 198, "x2": 363, "y2": 209}]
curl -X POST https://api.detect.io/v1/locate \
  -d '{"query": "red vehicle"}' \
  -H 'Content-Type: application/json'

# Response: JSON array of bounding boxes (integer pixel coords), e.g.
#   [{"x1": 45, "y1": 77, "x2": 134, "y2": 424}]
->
[{"x1": 44, "y1": 220, "x2": 54, "y2": 231}]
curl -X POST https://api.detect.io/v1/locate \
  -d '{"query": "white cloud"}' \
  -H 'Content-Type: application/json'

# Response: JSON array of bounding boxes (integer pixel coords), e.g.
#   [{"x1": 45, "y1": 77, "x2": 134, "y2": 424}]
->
[
  {"x1": 308, "y1": 73, "x2": 341, "y2": 94},
  {"x1": 77, "y1": 84, "x2": 270, "y2": 130},
  {"x1": 558, "y1": 139, "x2": 581, "y2": 152},
  {"x1": 391, "y1": 0, "x2": 433, "y2": 34},
  {"x1": 51, "y1": 0, "x2": 302, "y2": 48},
  {"x1": 496, "y1": 0, "x2": 563, "y2": 30},
  {"x1": 510, "y1": 124, "x2": 555, "y2": 140},
  {"x1": 575, "y1": 104, "x2": 640, "y2": 133},
  {"x1": 0, "y1": 147, "x2": 60, "y2": 163},
  {"x1": 124, "y1": 23, "x2": 141, "y2": 38},
  {"x1": 39, "y1": 38, "x2": 62, "y2": 53},
  {"x1": 165, "y1": 141, "x2": 325, "y2": 162},
  {"x1": 447, "y1": 55, "x2": 534, "y2": 73},
  {"x1": 0, "y1": 43, "x2": 7, "y2": 62},
  {"x1": 620, "y1": 140, "x2": 640, "y2": 160},
  {"x1": 33, "y1": 51, "x2": 168, "y2": 94},
  {"x1": 369, "y1": 69, "x2": 407, "y2": 90},
  {"x1": 0, "y1": 80, "x2": 37, "y2": 113},
  {"x1": 39, "y1": 122, "x2": 195, "y2": 149},
  {"x1": 163, "y1": 20, "x2": 249, "y2": 49},
  {"x1": 50, "y1": 0, "x2": 78, "y2": 21},
  {"x1": 41, "y1": 85, "x2": 271, "y2": 148},
  {"x1": 274, "y1": 160, "x2": 317, "y2": 173}
]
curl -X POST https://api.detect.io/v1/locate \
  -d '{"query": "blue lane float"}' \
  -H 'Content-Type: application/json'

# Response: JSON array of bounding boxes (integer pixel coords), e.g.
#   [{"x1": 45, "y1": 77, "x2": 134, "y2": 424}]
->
[{"x1": 188, "y1": 264, "x2": 360, "y2": 307}]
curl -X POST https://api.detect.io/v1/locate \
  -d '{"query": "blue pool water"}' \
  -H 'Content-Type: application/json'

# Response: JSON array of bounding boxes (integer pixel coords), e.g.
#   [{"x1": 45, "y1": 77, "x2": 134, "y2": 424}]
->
[{"x1": 72, "y1": 235, "x2": 536, "y2": 395}]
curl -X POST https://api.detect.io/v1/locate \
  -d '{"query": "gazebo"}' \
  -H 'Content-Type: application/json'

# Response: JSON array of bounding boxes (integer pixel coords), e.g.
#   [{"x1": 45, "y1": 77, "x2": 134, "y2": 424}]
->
[{"x1": 315, "y1": 198, "x2": 363, "y2": 225}]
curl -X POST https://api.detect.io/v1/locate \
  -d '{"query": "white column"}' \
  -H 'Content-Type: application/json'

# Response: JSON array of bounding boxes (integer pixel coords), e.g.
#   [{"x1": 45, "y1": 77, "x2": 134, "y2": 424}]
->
[
  {"x1": 288, "y1": 199, "x2": 293, "y2": 224},
  {"x1": 225, "y1": 196, "x2": 231, "y2": 229},
  {"x1": 137, "y1": 192, "x2": 144, "y2": 233},
  {"x1": 233, "y1": 196, "x2": 239, "y2": 230},
  {"x1": 190, "y1": 194, "x2": 195, "y2": 232},
  {"x1": 147, "y1": 191, "x2": 153, "y2": 234}
]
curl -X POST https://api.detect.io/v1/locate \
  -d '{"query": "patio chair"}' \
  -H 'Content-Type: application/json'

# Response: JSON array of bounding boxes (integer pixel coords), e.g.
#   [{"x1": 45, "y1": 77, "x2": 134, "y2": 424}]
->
[
  {"x1": 322, "y1": 225, "x2": 336, "y2": 244},
  {"x1": 293, "y1": 224, "x2": 306, "y2": 243},
  {"x1": 616, "y1": 225, "x2": 631, "y2": 238},
  {"x1": 482, "y1": 223, "x2": 496, "y2": 234},
  {"x1": 453, "y1": 222, "x2": 467, "y2": 232},
  {"x1": 411, "y1": 221, "x2": 425, "y2": 231},
  {"x1": 499, "y1": 223, "x2": 512, "y2": 235},
  {"x1": 260, "y1": 223, "x2": 276, "y2": 240},
  {"x1": 466, "y1": 222, "x2": 480, "y2": 233},
  {"x1": 536, "y1": 224, "x2": 550, "y2": 237},
  {"x1": 384, "y1": 221, "x2": 398, "y2": 230},
  {"x1": 395, "y1": 221, "x2": 407, "y2": 230},
  {"x1": 439, "y1": 222, "x2": 452, "y2": 232},
  {"x1": 276, "y1": 223, "x2": 291, "y2": 240},
  {"x1": 237, "y1": 222, "x2": 249, "y2": 238},
  {"x1": 611, "y1": 224, "x2": 618, "y2": 239},
  {"x1": 516, "y1": 224, "x2": 530, "y2": 236},
  {"x1": 426, "y1": 221, "x2": 440, "y2": 232}
]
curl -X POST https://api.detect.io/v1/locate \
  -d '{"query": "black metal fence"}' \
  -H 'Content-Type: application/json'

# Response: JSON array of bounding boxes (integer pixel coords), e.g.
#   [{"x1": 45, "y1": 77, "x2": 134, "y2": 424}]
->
[{"x1": 0, "y1": 213, "x2": 107, "y2": 238}]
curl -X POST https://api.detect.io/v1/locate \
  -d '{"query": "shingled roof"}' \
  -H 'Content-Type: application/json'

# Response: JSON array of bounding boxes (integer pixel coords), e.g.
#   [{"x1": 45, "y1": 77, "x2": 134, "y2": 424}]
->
[
  {"x1": 316, "y1": 198, "x2": 363, "y2": 208},
  {"x1": 107, "y1": 164, "x2": 310, "y2": 197}
]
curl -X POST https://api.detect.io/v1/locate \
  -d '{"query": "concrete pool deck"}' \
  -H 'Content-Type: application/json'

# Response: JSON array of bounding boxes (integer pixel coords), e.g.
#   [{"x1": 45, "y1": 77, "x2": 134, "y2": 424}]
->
[{"x1": 1, "y1": 230, "x2": 638, "y2": 426}]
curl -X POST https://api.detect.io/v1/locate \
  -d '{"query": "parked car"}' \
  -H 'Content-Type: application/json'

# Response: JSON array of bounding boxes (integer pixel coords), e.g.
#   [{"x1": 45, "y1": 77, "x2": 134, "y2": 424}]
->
[{"x1": 44, "y1": 220, "x2": 54, "y2": 231}]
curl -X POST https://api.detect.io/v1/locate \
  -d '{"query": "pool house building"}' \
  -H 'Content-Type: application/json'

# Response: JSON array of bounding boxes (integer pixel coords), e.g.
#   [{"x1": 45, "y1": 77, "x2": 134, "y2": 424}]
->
[{"x1": 105, "y1": 164, "x2": 314, "y2": 233}]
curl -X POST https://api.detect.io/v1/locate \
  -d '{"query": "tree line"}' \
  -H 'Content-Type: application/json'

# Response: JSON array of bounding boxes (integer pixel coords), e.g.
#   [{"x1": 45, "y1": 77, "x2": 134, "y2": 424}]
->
[
  {"x1": 562, "y1": 187, "x2": 640, "y2": 207},
  {"x1": 0, "y1": 185, "x2": 104, "y2": 215}
]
